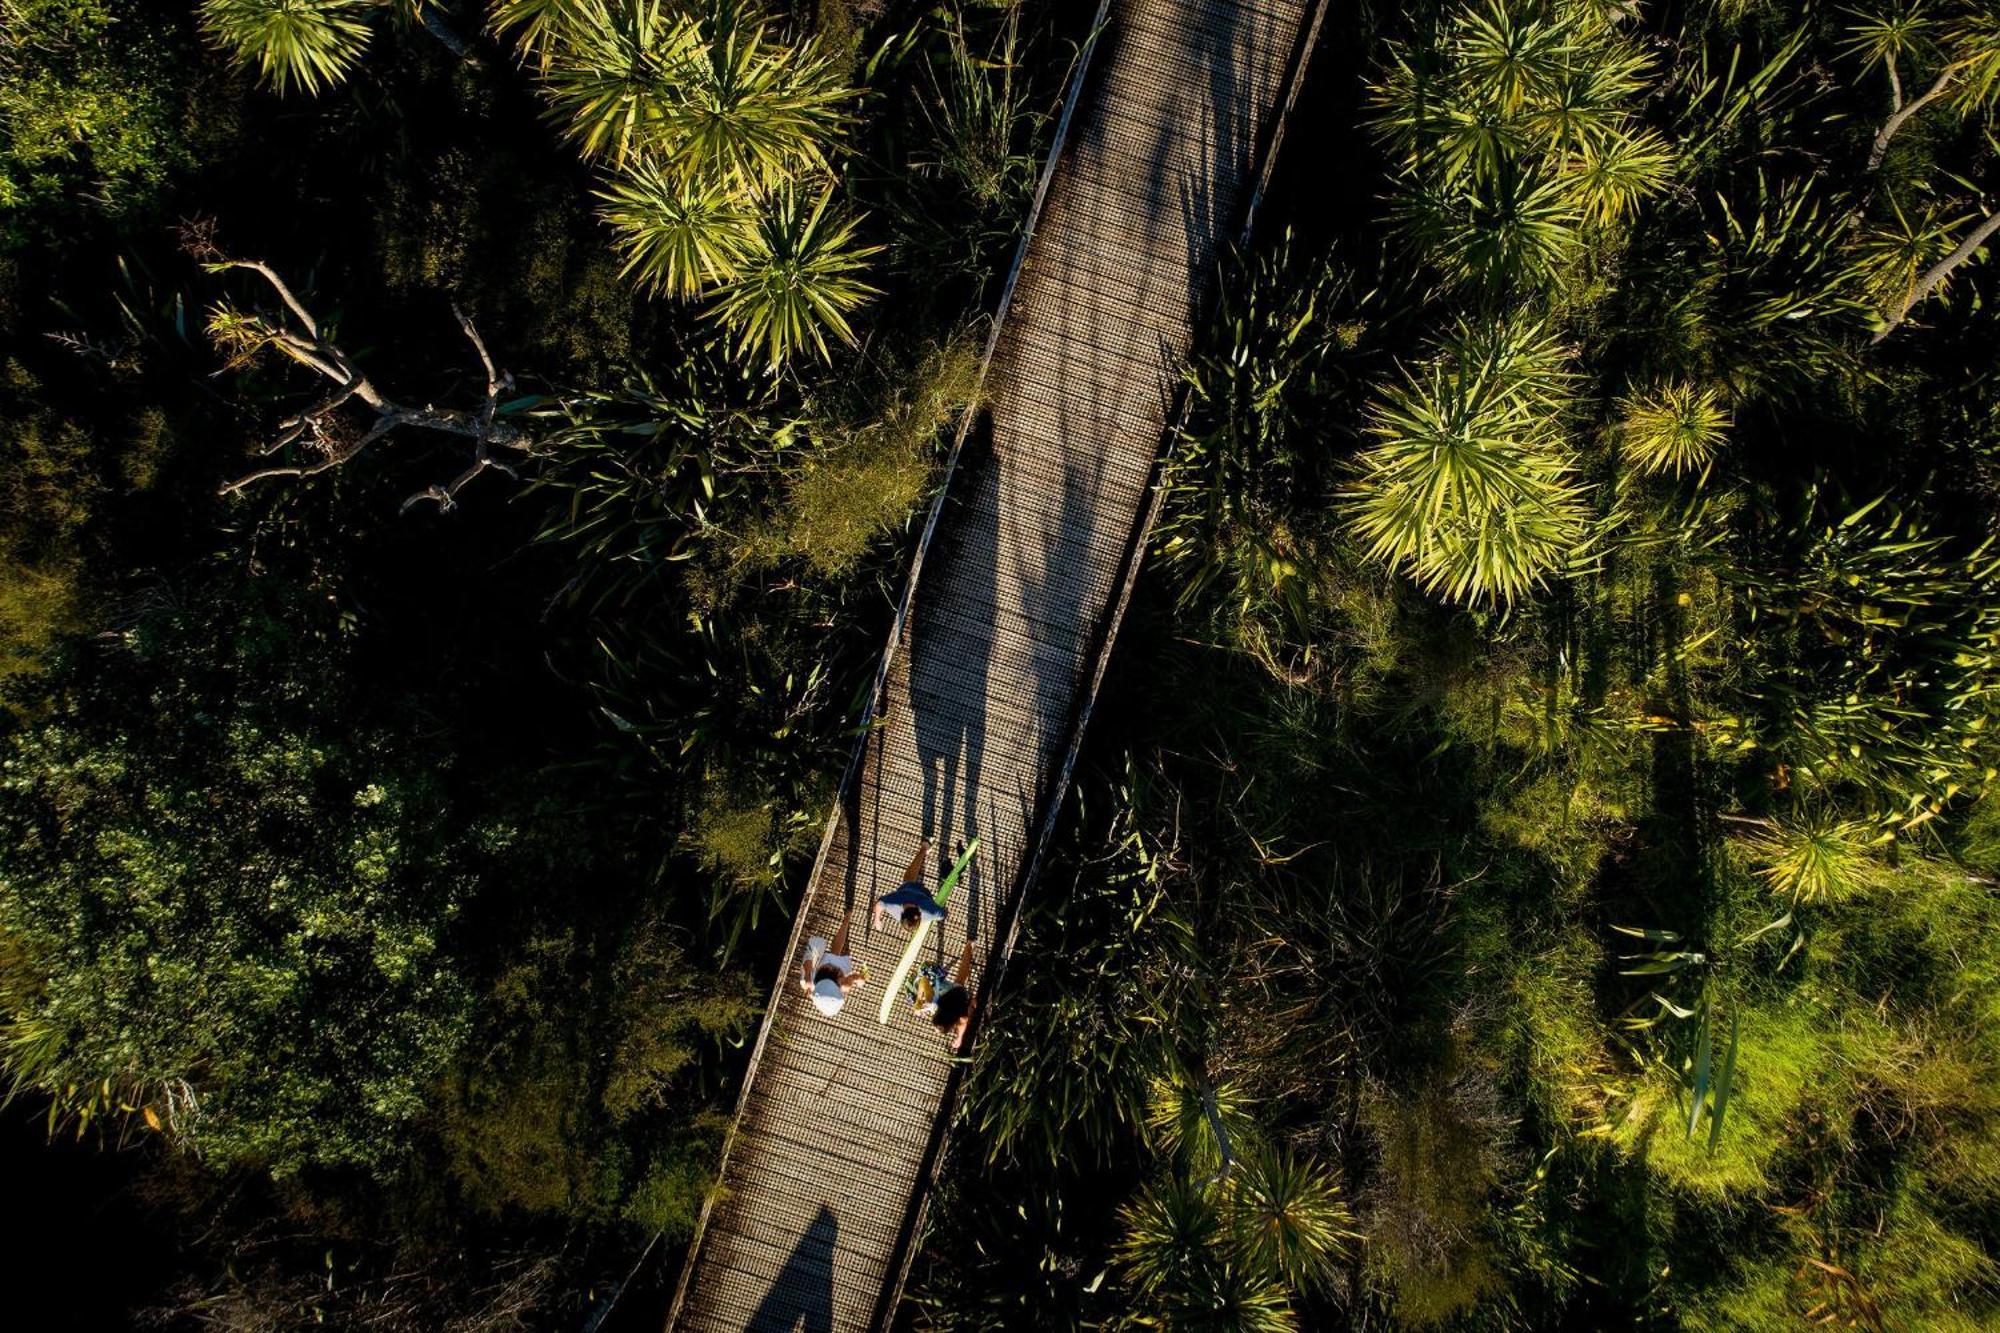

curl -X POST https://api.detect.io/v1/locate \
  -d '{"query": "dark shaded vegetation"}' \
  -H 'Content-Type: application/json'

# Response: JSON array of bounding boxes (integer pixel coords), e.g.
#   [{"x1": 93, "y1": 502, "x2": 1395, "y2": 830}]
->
[
  {"x1": 912, "y1": 0, "x2": 2000, "y2": 1329},
  {"x1": 1, "y1": 0, "x2": 1079, "y2": 1326},
  {"x1": 6, "y1": 0, "x2": 2000, "y2": 1329}
]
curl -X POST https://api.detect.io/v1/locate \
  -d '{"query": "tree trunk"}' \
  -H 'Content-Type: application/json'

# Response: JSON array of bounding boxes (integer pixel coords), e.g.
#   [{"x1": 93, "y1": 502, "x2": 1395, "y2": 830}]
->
[
  {"x1": 1873, "y1": 204, "x2": 2000, "y2": 344},
  {"x1": 1866, "y1": 66, "x2": 1957, "y2": 172}
]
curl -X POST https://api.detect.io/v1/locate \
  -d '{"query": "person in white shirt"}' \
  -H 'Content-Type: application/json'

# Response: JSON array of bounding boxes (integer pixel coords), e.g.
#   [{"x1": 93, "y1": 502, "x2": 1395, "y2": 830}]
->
[{"x1": 798, "y1": 911, "x2": 867, "y2": 1017}]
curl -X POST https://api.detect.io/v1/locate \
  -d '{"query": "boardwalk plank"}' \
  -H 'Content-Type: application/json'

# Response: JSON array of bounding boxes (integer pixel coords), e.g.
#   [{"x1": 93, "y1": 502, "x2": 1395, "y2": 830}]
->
[{"x1": 668, "y1": 1, "x2": 1317, "y2": 1327}]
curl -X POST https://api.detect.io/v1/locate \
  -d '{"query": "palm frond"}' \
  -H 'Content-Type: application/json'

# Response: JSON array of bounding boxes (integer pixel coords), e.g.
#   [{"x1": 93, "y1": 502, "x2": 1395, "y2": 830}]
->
[
  {"x1": 1225, "y1": 1149, "x2": 1356, "y2": 1291},
  {"x1": 597, "y1": 159, "x2": 752, "y2": 298},
  {"x1": 489, "y1": 0, "x2": 599, "y2": 68},
  {"x1": 542, "y1": 0, "x2": 702, "y2": 166},
  {"x1": 1342, "y1": 321, "x2": 1590, "y2": 606},
  {"x1": 1739, "y1": 812, "x2": 1886, "y2": 901},
  {"x1": 655, "y1": 17, "x2": 851, "y2": 189},
  {"x1": 199, "y1": 0, "x2": 375, "y2": 96},
  {"x1": 707, "y1": 187, "x2": 881, "y2": 370},
  {"x1": 1619, "y1": 383, "x2": 1730, "y2": 477}
]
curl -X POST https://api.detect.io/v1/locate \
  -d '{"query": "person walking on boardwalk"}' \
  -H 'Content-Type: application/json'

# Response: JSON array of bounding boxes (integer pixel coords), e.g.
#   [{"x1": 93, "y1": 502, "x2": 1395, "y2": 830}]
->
[
  {"x1": 798, "y1": 911, "x2": 867, "y2": 1018},
  {"x1": 906, "y1": 935, "x2": 978, "y2": 1050},
  {"x1": 874, "y1": 837, "x2": 948, "y2": 931}
]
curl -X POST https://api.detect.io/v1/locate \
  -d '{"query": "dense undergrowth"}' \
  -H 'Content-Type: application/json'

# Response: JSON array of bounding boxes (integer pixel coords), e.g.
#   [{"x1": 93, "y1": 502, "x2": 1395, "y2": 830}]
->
[
  {"x1": 1, "y1": 0, "x2": 1075, "y2": 1326},
  {"x1": 913, "y1": 1, "x2": 2000, "y2": 1329},
  {"x1": 4, "y1": 0, "x2": 1999, "y2": 1330}
]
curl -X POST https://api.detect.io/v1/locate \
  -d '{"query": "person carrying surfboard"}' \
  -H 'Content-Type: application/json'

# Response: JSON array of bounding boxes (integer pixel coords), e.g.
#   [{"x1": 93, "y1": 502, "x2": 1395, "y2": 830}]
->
[
  {"x1": 874, "y1": 837, "x2": 949, "y2": 931},
  {"x1": 878, "y1": 838, "x2": 979, "y2": 1028},
  {"x1": 797, "y1": 910, "x2": 867, "y2": 1018},
  {"x1": 907, "y1": 935, "x2": 977, "y2": 1051}
]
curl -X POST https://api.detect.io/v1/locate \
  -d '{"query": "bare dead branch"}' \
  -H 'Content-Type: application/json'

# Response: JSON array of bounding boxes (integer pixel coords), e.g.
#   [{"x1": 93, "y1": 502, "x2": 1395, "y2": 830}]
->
[
  {"x1": 400, "y1": 442, "x2": 521, "y2": 514},
  {"x1": 208, "y1": 255, "x2": 536, "y2": 507},
  {"x1": 218, "y1": 415, "x2": 401, "y2": 496},
  {"x1": 210, "y1": 260, "x2": 324, "y2": 339}
]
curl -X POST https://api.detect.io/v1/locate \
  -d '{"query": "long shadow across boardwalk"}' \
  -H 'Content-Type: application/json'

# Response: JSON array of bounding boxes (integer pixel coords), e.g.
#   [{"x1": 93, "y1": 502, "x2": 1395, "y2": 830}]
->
[{"x1": 667, "y1": 1, "x2": 1326, "y2": 1328}]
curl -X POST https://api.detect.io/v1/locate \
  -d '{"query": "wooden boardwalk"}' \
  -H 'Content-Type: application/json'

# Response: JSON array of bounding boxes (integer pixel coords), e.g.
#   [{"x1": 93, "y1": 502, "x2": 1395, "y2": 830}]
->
[{"x1": 666, "y1": 1, "x2": 1323, "y2": 1327}]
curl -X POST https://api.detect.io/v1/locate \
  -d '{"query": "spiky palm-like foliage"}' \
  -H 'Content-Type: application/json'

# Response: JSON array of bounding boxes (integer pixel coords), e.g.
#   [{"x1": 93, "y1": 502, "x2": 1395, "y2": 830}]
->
[
  {"x1": 1739, "y1": 812, "x2": 1887, "y2": 901},
  {"x1": 1392, "y1": 165, "x2": 1585, "y2": 293},
  {"x1": 708, "y1": 187, "x2": 881, "y2": 370},
  {"x1": 1342, "y1": 321, "x2": 1590, "y2": 605},
  {"x1": 543, "y1": 0, "x2": 847, "y2": 181},
  {"x1": 489, "y1": 0, "x2": 597, "y2": 68},
  {"x1": 1852, "y1": 198, "x2": 1981, "y2": 317},
  {"x1": 1569, "y1": 127, "x2": 1676, "y2": 226},
  {"x1": 541, "y1": 0, "x2": 702, "y2": 166},
  {"x1": 1944, "y1": 6, "x2": 2000, "y2": 111},
  {"x1": 1120, "y1": 1175, "x2": 1227, "y2": 1295},
  {"x1": 598, "y1": 159, "x2": 752, "y2": 297},
  {"x1": 657, "y1": 14, "x2": 849, "y2": 189},
  {"x1": 1118, "y1": 1177, "x2": 1299, "y2": 1332},
  {"x1": 524, "y1": 0, "x2": 867, "y2": 368},
  {"x1": 1369, "y1": 0, "x2": 1671, "y2": 294},
  {"x1": 1145, "y1": 1069, "x2": 1259, "y2": 1176},
  {"x1": 1728, "y1": 489, "x2": 2000, "y2": 816},
  {"x1": 1619, "y1": 383, "x2": 1730, "y2": 477},
  {"x1": 199, "y1": 0, "x2": 375, "y2": 96},
  {"x1": 1226, "y1": 1149, "x2": 1356, "y2": 1293},
  {"x1": 1842, "y1": 0, "x2": 1937, "y2": 77}
]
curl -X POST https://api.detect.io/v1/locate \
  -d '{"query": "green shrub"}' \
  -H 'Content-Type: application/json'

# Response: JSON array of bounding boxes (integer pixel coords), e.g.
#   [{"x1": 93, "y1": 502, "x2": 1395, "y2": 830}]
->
[
  {"x1": 0, "y1": 0, "x2": 201, "y2": 245},
  {"x1": 0, "y1": 578, "x2": 481, "y2": 1174},
  {"x1": 740, "y1": 334, "x2": 980, "y2": 577},
  {"x1": 442, "y1": 917, "x2": 753, "y2": 1230}
]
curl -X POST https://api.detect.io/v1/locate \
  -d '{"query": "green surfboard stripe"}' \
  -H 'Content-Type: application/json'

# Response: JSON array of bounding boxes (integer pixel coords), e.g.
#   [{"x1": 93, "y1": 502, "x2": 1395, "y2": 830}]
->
[{"x1": 877, "y1": 839, "x2": 979, "y2": 1025}]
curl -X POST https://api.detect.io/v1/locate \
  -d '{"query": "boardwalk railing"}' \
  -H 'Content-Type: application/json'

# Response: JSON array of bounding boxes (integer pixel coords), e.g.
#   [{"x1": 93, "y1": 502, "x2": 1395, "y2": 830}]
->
[{"x1": 667, "y1": 2, "x2": 1327, "y2": 1328}]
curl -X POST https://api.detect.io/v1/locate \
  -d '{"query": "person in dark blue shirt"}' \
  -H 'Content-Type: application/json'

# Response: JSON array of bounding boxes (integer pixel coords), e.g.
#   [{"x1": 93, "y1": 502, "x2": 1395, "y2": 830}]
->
[{"x1": 874, "y1": 836, "x2": 949, "y2": 931}]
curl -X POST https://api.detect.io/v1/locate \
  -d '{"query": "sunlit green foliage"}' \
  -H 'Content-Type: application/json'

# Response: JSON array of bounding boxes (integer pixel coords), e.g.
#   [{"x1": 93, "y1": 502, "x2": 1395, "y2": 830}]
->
[
  {"x1": 1724, "y1": 489, "x2": 2000, "y2": 818},
  {"x1": 1736, "y1": 811, "x2": 1888, "y2": 900},
  {"x1": 543, "y1": 0, "x2": 848, "y2": 180},
  {"x1": 531, "y1": 0, "x2": 871, "y2": 369},
  {"x1": 1618, "y1": 382, "x2": 1730, "y2": 477},
  {"x1": 1118, "y1": 1145, "x2": 1355, "y2": 1333},
  {"x1": 598, "y1": 161, "x2": 752, "y2": 298},
  {"x1": 489, "y1": 0, "x2": 596, "y2": 67},
  {"x1": 881, "y1": 8, "x2": 1046, "y2": 283},
  {"x1": 0, "y1": 577, "x2": 478, "y2": 1174},
  {"x1": 1370, "y1": 0, "x2": 1672, "y2": 294},
  {"x1": 741, "y1": 333, "x2": 979, "y2": 573},
  {"x1": 198, "y1": 0, "x2": 375, "y2": 95},
  {"x1": 708, "y1": 185, "x2": 882, "y2": 369},
  {"x1": 1342, "y1": 320, "x2": 1590, "y2": 605},
  {"x1": 441, "y1": 915, "x2": 753, "y2": 1233},
  {"x1": 0, "y1": 0, "x2": 200, "y2": 243}
]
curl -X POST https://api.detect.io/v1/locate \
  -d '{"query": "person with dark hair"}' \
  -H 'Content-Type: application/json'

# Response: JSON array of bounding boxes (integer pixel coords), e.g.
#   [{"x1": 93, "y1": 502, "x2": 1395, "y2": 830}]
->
[
  {"x1": 797, "y1": 910, "x2": 867, "y2": 1018},
  {"x1": 906, "y1": 935, "x2": 978, "y2": 1050},
  {"x1": 873, "y1": 837, "x2": 948, "y2": 932}
]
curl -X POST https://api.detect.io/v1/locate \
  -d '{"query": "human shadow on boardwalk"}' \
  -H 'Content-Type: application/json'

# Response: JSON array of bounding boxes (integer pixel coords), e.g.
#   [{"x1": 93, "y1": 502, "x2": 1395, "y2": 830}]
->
[
  {"x1": 744, "y1": 1204, "x2": 837, "y2": 1333},
  {"x1": 906, "y1": 417, "x2": 1000, "y2": 942}
]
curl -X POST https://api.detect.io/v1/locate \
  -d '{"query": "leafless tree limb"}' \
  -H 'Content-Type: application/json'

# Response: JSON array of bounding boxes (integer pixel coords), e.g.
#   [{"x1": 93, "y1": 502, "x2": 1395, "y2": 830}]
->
[{"x1": 207, "y1": 254, "x2": 535, "y2": 509}]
